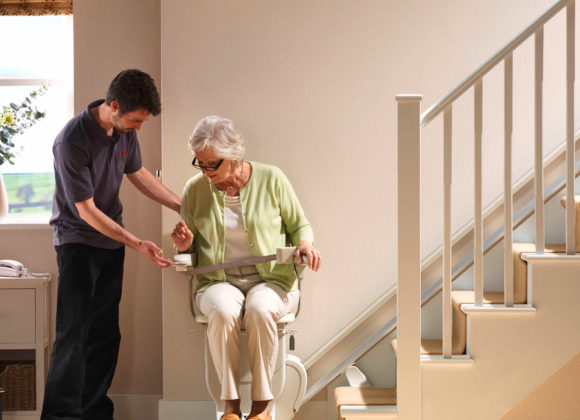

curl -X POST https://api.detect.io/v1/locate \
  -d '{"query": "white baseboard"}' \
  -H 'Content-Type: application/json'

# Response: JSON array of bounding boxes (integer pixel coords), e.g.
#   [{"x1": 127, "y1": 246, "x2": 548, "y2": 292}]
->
[
  {"x1": 109, "y1": 393, "x2": 162, "y2": 420},
  {"x1": 158, "y1": 400, "x2": 215, "y2": 420},
  {"x1": 0, "y1": 395, "x2": 325, "y2": 420},
  {"x1": 158, "y1": 399, "x2": 327, "y2": 420}
]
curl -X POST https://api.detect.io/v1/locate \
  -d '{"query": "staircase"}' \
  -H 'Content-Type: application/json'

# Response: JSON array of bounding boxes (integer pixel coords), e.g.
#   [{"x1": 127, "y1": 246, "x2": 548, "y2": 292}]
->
[
  {"x1": 324, "y1": 0, "x2": 580, "y2": 419},
  {"x1": 334, "y1": 203, "x2": 580, "y2": 419}
]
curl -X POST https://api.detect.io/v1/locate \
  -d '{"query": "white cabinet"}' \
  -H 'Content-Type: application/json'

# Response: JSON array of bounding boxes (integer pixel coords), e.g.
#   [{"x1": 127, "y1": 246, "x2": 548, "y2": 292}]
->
[{"x1": 0, "y1": 276, "x2": 50, "y2": 420}]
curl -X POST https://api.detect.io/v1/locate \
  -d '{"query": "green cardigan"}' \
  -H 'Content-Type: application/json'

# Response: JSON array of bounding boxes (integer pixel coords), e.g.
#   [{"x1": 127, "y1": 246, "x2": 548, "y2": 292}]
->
[{"x1": 180, "y1": 161, "x2": 314, "y2": 292}]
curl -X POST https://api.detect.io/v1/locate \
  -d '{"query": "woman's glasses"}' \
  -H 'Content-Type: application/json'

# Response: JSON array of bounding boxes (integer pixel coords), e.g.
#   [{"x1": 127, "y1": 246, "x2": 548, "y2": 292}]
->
[{"x1": 192, "y1": 157, "x2": 224, "y2": 172}]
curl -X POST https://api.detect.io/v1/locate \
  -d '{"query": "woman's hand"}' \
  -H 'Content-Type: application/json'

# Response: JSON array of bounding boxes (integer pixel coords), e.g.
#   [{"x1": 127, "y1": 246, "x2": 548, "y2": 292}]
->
[
  {"x1": 296, "y1": 240, "x2": 322, "y2": 272},
  {"x1": 171, "y1": 220, "x2": 194, "y2": 252}
]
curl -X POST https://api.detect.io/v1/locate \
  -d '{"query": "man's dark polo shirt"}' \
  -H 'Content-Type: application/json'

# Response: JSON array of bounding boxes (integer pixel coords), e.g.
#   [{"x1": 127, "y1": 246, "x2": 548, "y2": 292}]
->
[{"x1": 50, "y1": 99, "x2": 142, "y2": 249}]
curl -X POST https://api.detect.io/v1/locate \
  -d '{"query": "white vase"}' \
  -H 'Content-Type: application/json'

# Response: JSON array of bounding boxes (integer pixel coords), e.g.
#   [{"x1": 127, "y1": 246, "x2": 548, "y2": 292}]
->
[{"x1": 0, "y1": 170, "x2": 8, "y2": 221}]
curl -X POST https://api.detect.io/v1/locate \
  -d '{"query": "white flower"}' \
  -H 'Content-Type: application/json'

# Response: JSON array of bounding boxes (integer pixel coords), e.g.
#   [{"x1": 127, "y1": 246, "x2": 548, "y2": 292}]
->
[{"x1": 1, "y1": 110, "x2": 16, "y2": 127}]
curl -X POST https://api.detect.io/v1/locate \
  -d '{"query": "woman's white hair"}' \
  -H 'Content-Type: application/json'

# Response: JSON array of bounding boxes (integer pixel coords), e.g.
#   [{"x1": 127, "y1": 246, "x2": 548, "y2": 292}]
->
[{"x1": 188, "y1": 115, "x2": 245, "y2": 161}]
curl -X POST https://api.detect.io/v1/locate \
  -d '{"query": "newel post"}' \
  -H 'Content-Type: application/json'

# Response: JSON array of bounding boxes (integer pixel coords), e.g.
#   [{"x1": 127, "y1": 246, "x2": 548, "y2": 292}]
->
[{"x1": 396, "y1": 94, "x2": 422, "y2": 420}]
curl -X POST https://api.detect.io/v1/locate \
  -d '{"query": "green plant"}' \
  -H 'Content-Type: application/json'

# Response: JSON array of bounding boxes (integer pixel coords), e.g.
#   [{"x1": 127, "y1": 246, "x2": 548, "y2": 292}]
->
[{"x1": 0, "y1": 85, "x2": 48, "y2": 166}]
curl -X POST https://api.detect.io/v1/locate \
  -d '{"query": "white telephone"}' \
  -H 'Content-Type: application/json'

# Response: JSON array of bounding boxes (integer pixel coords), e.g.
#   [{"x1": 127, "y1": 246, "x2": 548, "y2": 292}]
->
[
  {"x1": 0, "y1": 259, "x2": 26, "y2": 277},
  {"x1": 0, "y1": 260, "x2": 49, "y2": 278}
]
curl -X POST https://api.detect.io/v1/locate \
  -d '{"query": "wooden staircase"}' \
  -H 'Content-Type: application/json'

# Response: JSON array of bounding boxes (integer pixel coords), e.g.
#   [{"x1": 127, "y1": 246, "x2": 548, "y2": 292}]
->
[{"x1": 333, "y1": 198, "x2": 580, "y2": 419}]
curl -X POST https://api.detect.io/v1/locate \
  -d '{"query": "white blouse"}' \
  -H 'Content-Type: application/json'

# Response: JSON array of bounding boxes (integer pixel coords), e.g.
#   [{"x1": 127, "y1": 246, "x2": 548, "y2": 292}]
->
[{"x1": 224, "y1": 195, "x2": 262, "y2": 291}]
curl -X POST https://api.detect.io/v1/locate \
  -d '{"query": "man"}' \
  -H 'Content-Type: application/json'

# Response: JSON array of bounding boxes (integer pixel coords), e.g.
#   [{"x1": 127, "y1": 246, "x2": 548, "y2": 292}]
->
[{"x1": 42, "y1": 69, "x2": 180, "y2": 420}]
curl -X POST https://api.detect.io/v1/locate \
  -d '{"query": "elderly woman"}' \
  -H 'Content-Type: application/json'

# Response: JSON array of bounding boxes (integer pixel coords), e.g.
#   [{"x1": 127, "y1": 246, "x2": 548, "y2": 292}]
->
[{"x1": 172, "y1": 116, "x2": 321, "y2": 420}]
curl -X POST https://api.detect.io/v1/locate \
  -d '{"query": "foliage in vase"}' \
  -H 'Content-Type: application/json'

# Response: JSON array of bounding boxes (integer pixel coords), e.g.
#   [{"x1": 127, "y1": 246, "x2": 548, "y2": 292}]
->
[{"x1": 0, "y1": 85, "x2": 49, "y2": 166}]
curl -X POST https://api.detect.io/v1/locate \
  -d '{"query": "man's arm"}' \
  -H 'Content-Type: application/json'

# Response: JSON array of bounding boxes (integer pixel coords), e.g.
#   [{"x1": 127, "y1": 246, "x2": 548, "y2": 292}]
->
[
  {"x1": 126, "y1": 167, "x2": 181, "y2": 213},
  {"x1": 75, "y1": 198, "x2": 172, "y2": 267}
]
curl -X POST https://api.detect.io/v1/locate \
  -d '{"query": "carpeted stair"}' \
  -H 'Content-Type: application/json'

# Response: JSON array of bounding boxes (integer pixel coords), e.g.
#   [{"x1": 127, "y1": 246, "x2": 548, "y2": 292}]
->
[
  {"x1": 389, "y1": 242, "x2": 569, "y2": 357},
  {"x1": 335, "y1": 197, "x2": 579, "y2": 418},
  {"x1": 333, "y1": 386, "x2": 396, "y2": 420}
]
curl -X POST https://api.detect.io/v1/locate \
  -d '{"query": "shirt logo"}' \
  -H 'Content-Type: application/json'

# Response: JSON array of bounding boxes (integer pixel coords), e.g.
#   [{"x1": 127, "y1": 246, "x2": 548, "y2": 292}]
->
[{"x1": 120, "y1": 150, "x2": 129, "y2": 156}]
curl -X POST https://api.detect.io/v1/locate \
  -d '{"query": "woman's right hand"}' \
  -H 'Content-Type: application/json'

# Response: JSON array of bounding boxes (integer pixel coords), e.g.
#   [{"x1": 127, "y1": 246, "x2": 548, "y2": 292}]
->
[{"x1": 171, "y1": 220, "x2": 194, "y2": 252}]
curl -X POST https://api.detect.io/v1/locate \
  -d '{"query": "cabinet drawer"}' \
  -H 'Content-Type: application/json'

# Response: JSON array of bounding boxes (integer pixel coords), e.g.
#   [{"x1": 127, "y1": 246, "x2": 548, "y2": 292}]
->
[{"x1": 0, "y1": 289, "x2": 36, "y2": 344}]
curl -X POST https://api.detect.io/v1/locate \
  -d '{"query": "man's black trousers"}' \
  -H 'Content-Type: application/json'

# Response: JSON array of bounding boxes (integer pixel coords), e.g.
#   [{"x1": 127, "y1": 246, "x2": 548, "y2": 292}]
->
[{"x1": 41, "y1": 244, "x2": 125, "y2": 420}]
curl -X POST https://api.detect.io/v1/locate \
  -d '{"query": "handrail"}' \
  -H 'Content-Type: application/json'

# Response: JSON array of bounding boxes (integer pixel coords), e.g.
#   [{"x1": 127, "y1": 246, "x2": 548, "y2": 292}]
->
[
  {"x1": 421, "y1": 0, "x2": 570, "y2": 128},
  {"x1": 304, "y1": 285, "x2": 397, "y2": 369}
]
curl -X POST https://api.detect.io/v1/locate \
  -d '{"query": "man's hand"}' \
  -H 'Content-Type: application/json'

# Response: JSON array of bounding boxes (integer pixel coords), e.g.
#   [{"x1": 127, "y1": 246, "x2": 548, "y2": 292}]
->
[
  {"x1": 137, "y1": 240, "x2": 173, "y2": 268},
  {"x1": 171, "y1": 220, "x2": 194, "y2": 252},
  {"x1": 75, "y1": 198, "x2": 173, "y2": 268}
]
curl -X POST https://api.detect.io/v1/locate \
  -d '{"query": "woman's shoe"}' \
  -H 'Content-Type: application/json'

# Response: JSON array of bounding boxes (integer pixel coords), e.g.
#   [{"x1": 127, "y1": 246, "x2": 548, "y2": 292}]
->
[
  {"x1": 246, "y1": 408, "x2": 271, "y2": 420},
  {"x1": 220, "y1": 413, "x2": 241, "y2": 420}
]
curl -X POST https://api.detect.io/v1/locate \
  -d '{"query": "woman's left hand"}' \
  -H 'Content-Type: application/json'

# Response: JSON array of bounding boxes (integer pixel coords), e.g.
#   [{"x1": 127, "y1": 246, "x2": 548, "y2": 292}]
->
[{"x1": 296, "y1": 240, "x2": 322, "y2": 272}]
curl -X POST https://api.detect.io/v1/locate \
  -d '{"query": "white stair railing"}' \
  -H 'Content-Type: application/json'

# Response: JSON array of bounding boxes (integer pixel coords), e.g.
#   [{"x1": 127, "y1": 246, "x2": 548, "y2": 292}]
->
[
  {"x1": 397, "y1": 0, "x2": 575, "y2": 415},
  {"x1": 535, "y1": 28, "x2": 545, "y2": 256},
  {"x1": 474, "y1": 80, "x2": 483, "y2": 306},
  {"x1": 566, "y1": 1, "x2": 576, "y2": 254},
  {"x1": 504, "y1": 51, "x2": 514, "y2": 306}
]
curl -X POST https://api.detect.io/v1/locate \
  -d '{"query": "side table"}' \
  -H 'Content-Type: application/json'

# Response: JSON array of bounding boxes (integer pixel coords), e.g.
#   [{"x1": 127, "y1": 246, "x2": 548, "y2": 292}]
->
[{"x1": 0, "y1": 276, "x2": 50, "y2": 420}]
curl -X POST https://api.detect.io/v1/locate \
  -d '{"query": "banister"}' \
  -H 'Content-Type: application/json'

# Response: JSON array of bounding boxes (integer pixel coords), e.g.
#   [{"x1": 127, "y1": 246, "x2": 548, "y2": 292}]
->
[{"x1": 420, "y1": 0, "x2": 570, "y2": 128}]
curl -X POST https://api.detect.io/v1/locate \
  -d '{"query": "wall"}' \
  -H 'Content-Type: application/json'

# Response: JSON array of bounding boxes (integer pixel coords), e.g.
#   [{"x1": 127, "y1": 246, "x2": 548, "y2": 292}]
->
[
  {"x1": 0, "y1": 1, "x2": 164, "y2": 415},
  {"x1": 73, "y1": 0, "x2": 163, "y2": 396},
  {"x1": 159, "y1": 0, "x2": 564, "y2": 405}
]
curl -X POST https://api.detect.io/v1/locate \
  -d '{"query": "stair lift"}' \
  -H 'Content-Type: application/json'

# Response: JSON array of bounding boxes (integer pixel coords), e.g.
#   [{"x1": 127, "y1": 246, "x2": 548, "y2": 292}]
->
[{"x1": 174, "y1": 247, "x2": 308, "y2": 420}]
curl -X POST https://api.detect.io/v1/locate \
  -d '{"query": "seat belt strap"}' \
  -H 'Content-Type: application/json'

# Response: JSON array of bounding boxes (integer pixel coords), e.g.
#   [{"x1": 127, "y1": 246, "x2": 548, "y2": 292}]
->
[{"x1": 191, "y1": 254, "x2": 277, "y2": 275}]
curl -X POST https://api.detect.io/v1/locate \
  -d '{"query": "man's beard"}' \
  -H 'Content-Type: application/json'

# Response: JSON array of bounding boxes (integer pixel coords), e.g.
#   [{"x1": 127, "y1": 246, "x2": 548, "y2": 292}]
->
[{"x1": 112, "y1": 115, "x2": 134, "y2": 133}]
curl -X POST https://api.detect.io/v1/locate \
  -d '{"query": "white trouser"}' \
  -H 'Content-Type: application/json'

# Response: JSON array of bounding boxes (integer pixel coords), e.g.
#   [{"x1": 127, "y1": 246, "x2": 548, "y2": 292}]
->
[{"x1": 196, "y1": 281, "x2": 300, "y2": 401}]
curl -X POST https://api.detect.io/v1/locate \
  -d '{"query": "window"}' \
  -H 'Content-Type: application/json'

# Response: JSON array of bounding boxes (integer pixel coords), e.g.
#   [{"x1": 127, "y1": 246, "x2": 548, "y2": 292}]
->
[{"x1": 0, "y1": 15, "x2": 73, "y2": 224}]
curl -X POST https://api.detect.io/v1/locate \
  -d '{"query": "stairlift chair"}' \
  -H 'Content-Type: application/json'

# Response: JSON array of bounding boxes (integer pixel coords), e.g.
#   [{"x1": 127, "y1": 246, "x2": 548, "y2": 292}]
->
[{"x1": 174, "y1": 247, "x2": 308, "y2": 420}]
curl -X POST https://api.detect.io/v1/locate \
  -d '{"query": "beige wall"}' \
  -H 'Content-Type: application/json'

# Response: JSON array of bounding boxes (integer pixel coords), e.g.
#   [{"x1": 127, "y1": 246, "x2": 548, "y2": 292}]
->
[
  {"x1": 0, "y1": 228, "x2": 56, "y2": 285},
  {"x1": 160, "y1": 0, "x2": 563, "y2": 401},
  {"x1": 73, "y1": 0, "x2": 163, "y2": 395}
]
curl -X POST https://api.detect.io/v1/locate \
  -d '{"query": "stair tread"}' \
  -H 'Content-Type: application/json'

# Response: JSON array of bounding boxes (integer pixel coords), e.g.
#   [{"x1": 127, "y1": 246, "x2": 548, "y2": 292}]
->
[
  {"x1": 389, "y1": 243, "x2": 551, "y2": 358},
  {"x1": 513, "y1": 242, "x2": 566, "y2": 251},
  {"x1": 513, "y1": 242, "x2": 566, "y2": 303},
  {"x1": 390, "y1": 291, "x2": 525, "y2": 357},
  {"x1": 451, "y1": 290, "x2": 527, "y2": 305},
  {"x1": 334, "y1": 386, "x2": 397, "y2": 407},
  {"x1": 390, "y1": 338, "x2": 464, "y2": 356},
  {"x1": 452, "y1": 290, "x2": 506, "y2": 304}
]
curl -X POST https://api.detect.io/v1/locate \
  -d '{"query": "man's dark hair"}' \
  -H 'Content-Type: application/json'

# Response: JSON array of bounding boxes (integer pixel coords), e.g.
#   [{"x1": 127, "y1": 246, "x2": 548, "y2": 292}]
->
[{"x1": 106, "y1": 69, "x2": 161, "y2": 116}]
